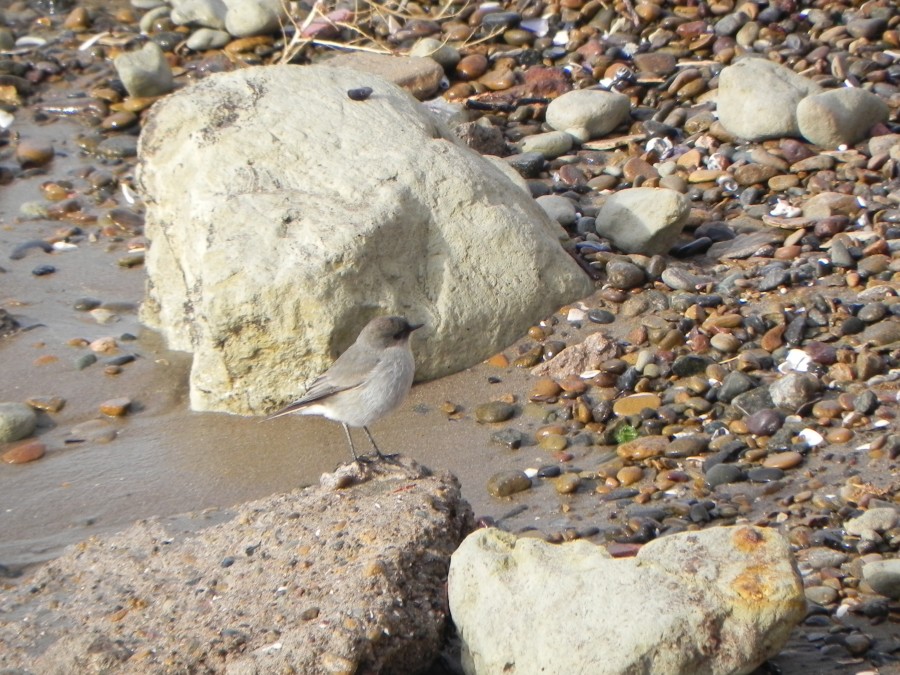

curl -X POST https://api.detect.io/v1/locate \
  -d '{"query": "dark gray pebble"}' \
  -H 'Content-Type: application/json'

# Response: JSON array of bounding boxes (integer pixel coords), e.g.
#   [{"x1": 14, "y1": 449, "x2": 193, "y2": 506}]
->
[
  {"x1": 672, "y1": 354, "x2": 712, "y2": 377},
  {"x1": 10, "y1": 239, "x2": 53, "y2": 260},
  {"x1": 75, "y1": 353, "x2": 97, "y2": 370},
  {"x1": 718, "y1": 371, "x2": 755, "y2": 403},
  {"x1": 491, "y1": 428, "x2": 524, "y2": 449},
  {"x1": 536, "y1": 465, "x2": 561, "y2": 478},
  {"x1": 588, "y1": 309, "x2": 615, "y2": 324},
  {"x1": 747, "y1": 467, "x2": 785, "y2": 482},
  {"x1": 74, "y1": 297, "x2": 102, "y2": 311},
  {"x1": 347, "y1": 86, "x2": 373, "y2": 101},
  {"x1": 705, "y1": 463, "x2": 745, "y2": 488},
  {"x1": 745, "y1": 408, "x2": 785, "y2": 435},
  {"x1": 31, "y1": 264, "x2": 56, "y2": 276}
]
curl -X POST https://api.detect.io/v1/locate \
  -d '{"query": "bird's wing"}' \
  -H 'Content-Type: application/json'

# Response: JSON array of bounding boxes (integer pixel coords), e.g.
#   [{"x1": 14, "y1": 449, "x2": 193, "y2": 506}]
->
[{"x1": 267, "y1": 344, "x2": 382, "y2": 419}]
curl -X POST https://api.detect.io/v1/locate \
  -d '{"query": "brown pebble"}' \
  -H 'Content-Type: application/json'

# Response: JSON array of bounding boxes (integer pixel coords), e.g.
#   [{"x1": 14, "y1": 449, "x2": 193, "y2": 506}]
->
[
  {"x1": 617, "y1": 466, "x2": 643, "y2": 486},
  {"x1": 16, "y1": 139, "x2": 54, "y2": 168},
  {"x1": 26, "y1": 396, "x2": 65, "y2": 412},
  {"x1": 617, "y1": 435, "x2": 668, "y2": 461},
  {"x1": 456, "y1": 54, "x2": 489, "y2": 80},
  {"x1": 63, "y1": 6, "x2": 90, "y2": 31},
  {"x1": 530, "y1": 378, "x2": 562, "y2": 402},
  {"x1": 89, "y1": 337, "x2": 118, "y2": 353},
  {"x1": 99, "y1": 397, "x2": 131, "y2": 417},
  {"x1": 486, "y1": 353, "x2": 509, "y2": 367},
  {"x1": 762, "y1": 451, "x2": 803, "y2": 470},
  {"x1": 33, "y1": 354, "x2": 59, "y2": 366},
  {"x1": 2, "y1": 441, "x2": 46, "y2": 464},
  {"x1": 826, "y1": 428, "x2": 852, "y2": 443},
  {"x1": 613, "y1": 393, "x2": 661, "y2": 416}
]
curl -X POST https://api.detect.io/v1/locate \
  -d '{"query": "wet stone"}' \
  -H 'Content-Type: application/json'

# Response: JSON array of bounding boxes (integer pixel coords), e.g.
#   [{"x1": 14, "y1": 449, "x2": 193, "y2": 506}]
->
[
  {"x1": 487, "y1": 470, "x2": 532, "y2": 497},
  {"x1": 705, "y1": 463, "x2": 744, "y2": 488},
  {"x1": 745, "y1": 408, "x2": 785, "y2": 436},
  {"x1": 730, "y1": 386, "x2": 775, "y2": 416},
  {"x1": 0, "y1": 402, "x2": 37, "y2": 443},
  {"x1": 491, "y1": 428, "x2": 524, "y2": 449},
  {"x1": 612, "y1": 393, "x2": 661, "y2": 417},
  {"x1": 671, "y1": 354, "x2": 712, "y2": 377},
  {"x1": 762, "y1": 450, "x2": 803, "y2": 470},
  {"x1": 26, "y1": 396, "x2": 65, "y2": 412},
  {"x1": 617, "y1": 435, "x2": 668, "y2": 461},
  {"x1": 74, "y1": 353, "x2": 98, "y2": 370},
  {"x1": 99, "y1": 397, "x2": 131, "y2": 417},
  {"x1": 747, "y1": 467, "x2": 785, "y2": 482},
  {"x1": 552, "y1": 472, "x2": 581, "y2": 494},
  {"x1": 2, "y1": 441, "x2": 46, "y2": 464},
  {"x1": 475, "y1": 401, "x2": 516, "y2": 423}
]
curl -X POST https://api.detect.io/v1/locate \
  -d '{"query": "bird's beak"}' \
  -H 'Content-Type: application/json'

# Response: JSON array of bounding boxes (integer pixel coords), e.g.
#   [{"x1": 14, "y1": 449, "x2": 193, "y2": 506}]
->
[{"x1": 410, "y1": 323, "x2": 424, "y2": 332}]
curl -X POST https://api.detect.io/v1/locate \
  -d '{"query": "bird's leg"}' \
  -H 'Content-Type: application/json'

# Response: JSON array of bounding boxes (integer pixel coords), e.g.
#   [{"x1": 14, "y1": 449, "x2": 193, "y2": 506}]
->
[
  {"x1": 362, "y1": 426, "x2": 399, "y2": 463},
  {"x1": 342, "y1": 423, "x2": 370, "y2": 464}
]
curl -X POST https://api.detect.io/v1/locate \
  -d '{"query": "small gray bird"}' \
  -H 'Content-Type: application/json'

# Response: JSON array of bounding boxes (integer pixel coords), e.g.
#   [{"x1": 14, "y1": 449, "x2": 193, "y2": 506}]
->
[{"x1": 269, "y1": 316, "x2": 422, "y2": 461}]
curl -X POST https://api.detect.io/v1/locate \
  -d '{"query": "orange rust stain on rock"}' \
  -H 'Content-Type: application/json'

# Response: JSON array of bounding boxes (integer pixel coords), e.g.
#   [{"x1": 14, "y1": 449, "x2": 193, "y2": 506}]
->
[
  {"x1": 732, "y1": 526, "x2": 765, "y2": 553},
  {"x1": 732, "y1": 565, "x2": 771, "y2": 604}
]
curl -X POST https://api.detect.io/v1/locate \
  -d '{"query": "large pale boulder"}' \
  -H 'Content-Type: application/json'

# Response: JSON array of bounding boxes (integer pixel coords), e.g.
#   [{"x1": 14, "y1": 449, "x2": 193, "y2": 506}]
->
[
  {"x1": 0, "y1": 458, "x2": 474, "y2": 674},
  {"x1": 595, "y1": 186, "x2": 690, "y2": 254},
  {"x1": 796, "y1": 87, "x2": 889, "y2": 148},
  {"x1": 717, "y1": 58, "x2": 823, "y2": 140},
  {"x1": 137, "y1": 64, "x2": 592, "y2": 414},
  {"x1": 449, "y1": 526, "x2": 806, "y2": 675}
]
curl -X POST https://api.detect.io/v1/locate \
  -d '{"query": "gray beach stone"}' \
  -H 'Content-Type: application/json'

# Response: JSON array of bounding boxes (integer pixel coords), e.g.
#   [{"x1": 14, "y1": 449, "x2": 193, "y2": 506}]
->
[
  {"x1": 797, "y1": 87, "x2": 889, "y2": 148},
  {"x1": 0, "y1": 402, "x2": 37, "y2": 443},
  {"x1": 170, "y1": 0, "x2": 227, "y2": 29},
  {"x1": 536, "y1": 194, "x2": 578, "y2": 225},
  {"x1": 137, "y1": 65, "x2": 592, "y2": 414},
  {"x1": 770, "y1": 372, "x2": 821, "y2": 410},
  {"x1": 409, "y1": 37, "x2": 461, "y2": 71},
  {"x1": 717, "y1": 58, "x2": 822, "y2": 141},
  {"x1": 545, "y1": 89, "x2": 631, "y2": 143},
  {"x1": 223, "y1": 0, "x2": 284, "y2": 38},
  {"x1": 113, "y1": 42, "x2": 174, "y2": 98},
  {"x1": 595, "y1": 187, "x2": 690, "y2": 255},
  {"x1": 845, "y1": 507, "x2": 898, "y2": 539},
  {"x1": 449, "y1": 526, "x2": 805, "y2": 675},
  {"x1": 519, "y1": 130, "x2": 574, "y2": 159},
  {"x1": 862, "y1": 559, "x2": 900, "y2": 600},
  {"x1": 185, "y1": 27, "x2": 231, "y2": 50}
]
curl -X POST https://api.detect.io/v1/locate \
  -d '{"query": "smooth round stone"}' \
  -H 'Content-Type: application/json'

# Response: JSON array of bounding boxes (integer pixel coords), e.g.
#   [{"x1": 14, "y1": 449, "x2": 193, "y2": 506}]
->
[
  {"x1": 804, "y1": 585, "x2": 839, "y2": 606},
  {"x1": 101, "y1": 111, "x2": 138, "y2": 131},
  {"x1": 520, "y1": 131, "x2": 573, "y2": 159},
  {"x1": 2, "y1": 441, "x2": 46, "y2": 464},
  {"x1": 409, "y1": 38, "x2": 460, "y2": 69},
  {"x1": 16, "y1": 139, "x2": 54, "y2": 167},
  {"x1": 858, "y1": 303, "x2": 887, "y2": 323},
  {"x1": 825, "y1": 428, "x2": 852, "y2": 444},
  {"x1": 617, "y1": 435, "x2": 667, "y2": 460},
  {"x1": 705, "y1": 463, "x2": 744, "y2": 487},
  {"x1": 747, "y1": 466, "x2": 785, "y2": 482},
  {"x1": 186, "y1": 27, "x2": 231, "y2": 51},
  {"x1": 96, "y1": 136, "x2": 138, "y2": 159},
  {"x1": 617, "y1": 465, "x2": 643, "y2": 486},
  {"x1": 605, "y1": 259, "x2": 646, "y2": 290},
  {"x1": 536, "y1": 195, "x2": 578, "y2": 225},
  {"x1": 745, "y1": 408, "x2": 785, "y2": 435},
  {"x1": 530, "y1": 378, "x2": 561, "y2": 402},
  {"x1": 475, "y1": 401, "x2": 516, "y2": 423},
  {"x1": 709, "y1": 332, "x2": 741, "y2": 353},
  {"x1": 613, "y1": 393, "x2": 661, "y2": 417},
  {"x1": 487, "y1": 470, "x2": 532, "y2": 497},
  {"x1": 762, "y1": 450, "x2": 803, "y2": 470},
  {"x1": 588, "y1": 309, "x2": 615, "y2": 324},
  {"x1": 26, "y1": 396, "x2": 65, "y2": 412},
  {"x1": 538, "y1": 434, "x2": 568, "y2": 453},
  {"x1": 0, "y1": 402, "x2": 37, "y2": 443},
  {"x1": 455, "y1": 53, "x2": 488, "y2": 80},
  {"x1": 552, "y1": 472, "x2": 581, "y2": 494},
  {"x1": 99, "y1": 397, "x2": 131, "y2": 417},
  {"x1": 862, "y1": 560, "x2": 900, "y2": 600},
  {"x1": 74, "y1": 353, "x2": 98, "y2": 370},
  {"x1": 70, "y1": 419, "x2": 117, "y2": 443}
]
